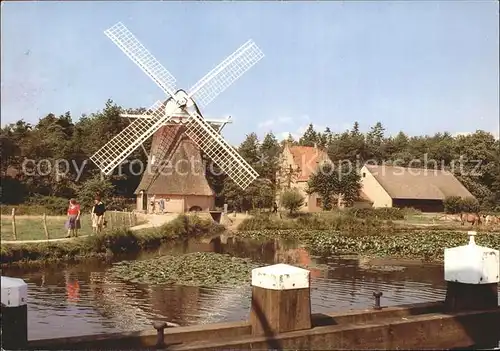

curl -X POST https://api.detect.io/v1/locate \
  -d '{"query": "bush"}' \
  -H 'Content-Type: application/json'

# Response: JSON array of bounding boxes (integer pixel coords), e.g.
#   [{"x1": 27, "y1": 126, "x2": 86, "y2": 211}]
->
[
  {"x1": 344, "y1": 208, "x2": 405, "y2": 220},
  {"x1": 443, "y1": 196, "x2": 463, "y2": 214},
  {"x1": 280, "y1": 188, "x2": 305, "y2": 214},
  {"x1": 27, "y1": 195, "x2": 69, "y2": 214},
  {"x1": 0, "y1": 196, "x2": 69, "y2": 215},
  {"x1": 461, "y1": 197, "x2": 481, "y2": 213},
  {"x1": 444, "y1": 196, "x2": 481, "y2": 214}
]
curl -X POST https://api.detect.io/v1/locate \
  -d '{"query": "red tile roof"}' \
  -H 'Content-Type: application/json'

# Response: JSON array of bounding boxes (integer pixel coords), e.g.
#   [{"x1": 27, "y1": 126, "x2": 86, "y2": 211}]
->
[{"x1": 288, "y1": 145, "x2": 330, "y2": 181}]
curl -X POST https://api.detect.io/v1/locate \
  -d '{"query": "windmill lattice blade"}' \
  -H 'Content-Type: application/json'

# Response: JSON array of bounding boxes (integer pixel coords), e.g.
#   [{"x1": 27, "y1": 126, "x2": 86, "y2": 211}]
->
[
  {"x1": 187, "y1": 40, "x2": 264, "y2": 108},
  {"x1": 184, "y1": 110, "x2": 259, "y2": 190},
  {"x1": 90, "y1": 101, "x2": 177, "y2": 175},
  {"x1": 105, "y1": 22, "x2": 177, "y2": 97}
]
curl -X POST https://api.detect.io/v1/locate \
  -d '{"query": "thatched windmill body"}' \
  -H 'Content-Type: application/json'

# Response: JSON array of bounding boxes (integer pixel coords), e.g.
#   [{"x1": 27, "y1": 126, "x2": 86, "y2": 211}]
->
[
  {"x1": 123, "y1": 105, "x2": 233, "y2": 212},
  {"x1": 90, "y1": 22, "x2": 264, "y2": 212}
]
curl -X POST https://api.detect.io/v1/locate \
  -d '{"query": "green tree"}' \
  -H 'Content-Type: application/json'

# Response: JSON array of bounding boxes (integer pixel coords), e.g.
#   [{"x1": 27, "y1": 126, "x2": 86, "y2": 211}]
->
[
  {"x1": 365, "y1": 122, "x2": 386, "y2": 162},
  {"x1": 328, "y1": 122, "x2": 366, "y2": 163},
  {"x1": 299, "y1": 123, "x2": 318, "y2": 147},
  {"x1": 259, "y1": 132, "x2": 281, "y2": 185},
  {"x1": 77, "y1": 174, "x2": 115, "y2": 210},
  {"x1": 307, "y1": 161, "x2": 362, "y2": 210},
  {"x1": 280, "y1": 188, "x2": 304, "y2": 214}
]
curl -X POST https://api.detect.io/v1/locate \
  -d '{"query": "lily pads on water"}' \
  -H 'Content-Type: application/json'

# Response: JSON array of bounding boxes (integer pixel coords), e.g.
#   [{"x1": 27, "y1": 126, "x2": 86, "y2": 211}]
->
[{"x1": 107, "y1": 252, "x2": 260, "y2": 287}]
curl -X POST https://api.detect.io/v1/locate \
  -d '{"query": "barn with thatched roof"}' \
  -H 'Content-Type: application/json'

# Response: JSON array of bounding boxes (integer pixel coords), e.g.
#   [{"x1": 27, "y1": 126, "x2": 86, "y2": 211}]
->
[
  {"x1": 360, "y1": 164, "x2": 475, "y2": 212},
  {"x1": 134, "y1": 124, "x2": 215, "y2": 213}
]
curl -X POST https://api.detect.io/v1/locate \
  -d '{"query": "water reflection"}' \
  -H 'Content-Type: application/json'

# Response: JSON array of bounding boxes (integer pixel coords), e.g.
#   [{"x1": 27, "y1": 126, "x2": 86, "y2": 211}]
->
[{"x1": 3, "y1": 234, "x2": 495, "y2": 341}]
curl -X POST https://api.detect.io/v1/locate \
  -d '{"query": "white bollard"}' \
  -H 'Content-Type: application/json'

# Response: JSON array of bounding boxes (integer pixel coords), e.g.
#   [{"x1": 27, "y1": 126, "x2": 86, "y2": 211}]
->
[
  {"x1": 444, "y1": 231, "x2": 499, "y2": 311},
  {"x1": 1, "y1": 276, "x2": 28, "y2": 349},
  {"x1": 249, "y1": 263, "x2": 311, "y2": 336}
]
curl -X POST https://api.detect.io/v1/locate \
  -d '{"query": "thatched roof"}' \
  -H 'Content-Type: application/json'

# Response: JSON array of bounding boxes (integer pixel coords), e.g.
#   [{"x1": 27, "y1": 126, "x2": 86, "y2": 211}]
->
[
  {"x1": 364, "y1": 164, "x2": 474, "y2": 200},
  {"x1": 134, "y1": 125, "x2": 214, "y2": 196}
]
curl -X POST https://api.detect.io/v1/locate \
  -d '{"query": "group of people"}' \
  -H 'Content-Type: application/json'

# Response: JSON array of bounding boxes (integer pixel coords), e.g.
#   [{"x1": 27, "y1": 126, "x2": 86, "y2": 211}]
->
[
  {"x1": 65, "y1": 196, "x2": 107, "y2": 237},
  {"x1": 149, "y1": 195, "x2": 166, "y2": 214}
]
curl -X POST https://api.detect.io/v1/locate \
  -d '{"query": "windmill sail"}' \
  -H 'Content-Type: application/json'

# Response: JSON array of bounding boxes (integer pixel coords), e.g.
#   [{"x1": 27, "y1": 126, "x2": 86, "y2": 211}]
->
[
  {"x1": 90, "y1": 101, "x2": 179, "y2": 175},
  {"x1": 187, "y1": 40, "x2": 264, "y2": 109},
  {"x1": 184, "y1": 109, "x2": 259, "y2": 190},
  {"x1": 104, "y1": 22, "x2": 177, "y2": 97},
  {"x1": 92, "y1": 21, "x2": 263, "y2": 183}
]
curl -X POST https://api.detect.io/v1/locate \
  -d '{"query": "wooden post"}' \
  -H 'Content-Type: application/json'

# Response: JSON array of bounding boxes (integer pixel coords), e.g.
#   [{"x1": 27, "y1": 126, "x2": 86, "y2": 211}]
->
[
  {"x1": 444, "y1": 231, "x2": 499, "y2": 312},
  {"x1": 42, "y1": 213, "x2": 50, "y2": 240},
  {"x1": 122, "y1": 209, "x2": 126, "y2": 227},
  {"x1": 1, "y1": 276, "x2": 28, "y2": 350},
  {"x1": 249, "y1": 263, "x2": 311, "y2": 336},
  {"x1": 128, "y1": 211, "x2": 133, "y2": 227},
  {"x1": 11, "y1": 208, "x2": 17, "y2": 240}
]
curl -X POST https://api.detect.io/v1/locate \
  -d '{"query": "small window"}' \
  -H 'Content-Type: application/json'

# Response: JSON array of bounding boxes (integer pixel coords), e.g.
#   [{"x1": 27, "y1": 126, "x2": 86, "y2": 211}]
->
[{"x1": 362, "y1": 172, "x2": 366, "y2": 178}]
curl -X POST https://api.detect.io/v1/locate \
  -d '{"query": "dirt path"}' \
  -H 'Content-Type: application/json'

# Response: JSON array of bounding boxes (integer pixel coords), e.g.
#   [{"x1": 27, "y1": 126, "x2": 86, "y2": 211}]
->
[{"x1": 129, "y1": 213, "x2": 179, "y2": 231}]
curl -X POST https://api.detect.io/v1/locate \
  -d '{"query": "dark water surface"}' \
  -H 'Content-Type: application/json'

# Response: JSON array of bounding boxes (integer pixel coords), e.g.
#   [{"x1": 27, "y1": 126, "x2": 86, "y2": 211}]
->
[{"x1": 2, "y1": 234, "x2": 495, "y2": 341}]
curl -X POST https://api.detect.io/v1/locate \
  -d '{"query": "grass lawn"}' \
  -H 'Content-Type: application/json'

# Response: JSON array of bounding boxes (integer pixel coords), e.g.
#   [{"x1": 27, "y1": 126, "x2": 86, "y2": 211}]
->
[{"x1": 1, "y1": 212, "x2": 136, "y2": 241}]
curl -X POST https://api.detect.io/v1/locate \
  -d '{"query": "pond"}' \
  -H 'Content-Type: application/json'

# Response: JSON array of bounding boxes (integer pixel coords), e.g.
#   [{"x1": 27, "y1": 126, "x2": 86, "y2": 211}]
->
[{"x1": 2, "y1": 233, "x2": 497, "y2": 341}]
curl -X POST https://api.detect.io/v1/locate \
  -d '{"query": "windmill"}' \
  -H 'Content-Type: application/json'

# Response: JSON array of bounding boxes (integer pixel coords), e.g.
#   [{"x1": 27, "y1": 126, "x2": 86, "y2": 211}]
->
[{"x1": 90, "y1": 22, "x2": 264, "y2": 192}]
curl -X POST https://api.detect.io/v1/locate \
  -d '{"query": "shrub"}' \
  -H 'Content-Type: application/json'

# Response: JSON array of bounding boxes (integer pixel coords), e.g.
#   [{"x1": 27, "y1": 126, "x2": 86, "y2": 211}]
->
[
  {"x1": 443, "y1": 196, "x2": 463, "y2": 214},
  {"x1": 461, "y1": 197, "x2": 481, "y2": 213},
  {"x1": 280, "y1": 188, "x2": 305, "y2": 214},
  {"x1": 444, "y1": 196, "x2": 481, "y2": 214},
  {"x1": 344, "y1": 208, "x2": 405, "y2": 220}
]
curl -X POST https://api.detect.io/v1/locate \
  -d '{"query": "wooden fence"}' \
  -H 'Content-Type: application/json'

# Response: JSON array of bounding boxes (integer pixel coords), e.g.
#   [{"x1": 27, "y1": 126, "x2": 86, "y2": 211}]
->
[{"x1": 8, "y1": 208, "x2": 139, "y2": 241}]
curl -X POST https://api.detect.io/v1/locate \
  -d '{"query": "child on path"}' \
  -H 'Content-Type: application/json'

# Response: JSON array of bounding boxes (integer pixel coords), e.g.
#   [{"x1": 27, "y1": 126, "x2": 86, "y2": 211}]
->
[
  {"x1": 91, "y1": 196, "x2": 106, "y2": 234},
  {"x1": 65, "y1": 198, "x2": 81, "y2": 238}
]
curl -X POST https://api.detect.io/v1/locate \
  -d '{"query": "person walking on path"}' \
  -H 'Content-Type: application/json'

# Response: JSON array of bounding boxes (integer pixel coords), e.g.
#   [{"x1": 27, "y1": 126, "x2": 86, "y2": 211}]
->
[
  {"x1": 65, "y1": 198, "x2": 81, "y2": 238},
  {"x1": 159, "y1": 198, "x2": 165, "y2": 214},
  {"x1": 91, "y1": 196, "x2": 106, "y2": 234},
  {"x1": 150, "y1": 195, "x2": 156, "y2": 214}
]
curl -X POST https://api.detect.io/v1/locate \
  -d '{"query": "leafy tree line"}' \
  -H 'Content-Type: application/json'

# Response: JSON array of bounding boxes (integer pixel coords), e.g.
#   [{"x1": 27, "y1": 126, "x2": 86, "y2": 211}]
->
[{"x1": 1, "y1": 100, "x2": 499, "y2": 212}]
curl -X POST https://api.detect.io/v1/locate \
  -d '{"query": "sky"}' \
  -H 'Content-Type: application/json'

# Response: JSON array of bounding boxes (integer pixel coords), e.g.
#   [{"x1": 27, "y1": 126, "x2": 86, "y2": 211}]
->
[{"x1": 1, "y1": 1, "x2": 499, "y2": 145}]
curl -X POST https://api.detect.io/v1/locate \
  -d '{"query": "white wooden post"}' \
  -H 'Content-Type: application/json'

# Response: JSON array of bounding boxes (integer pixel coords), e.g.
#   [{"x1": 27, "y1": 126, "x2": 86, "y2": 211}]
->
[
  {"x1": 444, "y1": 231, "x2": 499, "y2": 311},
  {"x1": 1, "y1": 276, "x2": 28, "y2": 349},
  {"x1": 249, "y1": 264, "x2": 311, "y2": 336}
]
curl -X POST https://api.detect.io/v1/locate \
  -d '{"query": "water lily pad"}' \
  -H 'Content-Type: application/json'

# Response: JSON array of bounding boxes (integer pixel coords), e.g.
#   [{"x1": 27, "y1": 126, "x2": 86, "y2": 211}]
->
[{"x1": 107, "y1": 252, "x2": 260, "y2": 287}]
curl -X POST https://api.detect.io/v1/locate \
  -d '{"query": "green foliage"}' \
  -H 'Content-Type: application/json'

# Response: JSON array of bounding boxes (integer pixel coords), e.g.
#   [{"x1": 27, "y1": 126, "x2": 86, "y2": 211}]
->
[
  {"x1": 307, "y1": 162, "x2": 362, "y2": 209},
  {"x1": 460, "y1": 197, "x2": 481, "y2": 213},
  {"x1": 299, "y1": 123, "x2": 318, "y2": 147},
  {"x1": 443, "y1": 196, "x2": 481, "y2": 214},
  {"x1": 344, "y1": 207, "x2": 407, "y2": 220},
  {"x1": 280, "y1": 188, "x2": 304, "y2": 214},
  {"x1": 26, "y1": 195, "x2": 69, "y2": 215},
  {"x1": 77, "y1": 174, "x2": 115, "y2": 210},
  {"x1": 0, "y1": 177, "x2": 27, "y2": 204},
  {"x1": 443, "y1": 196, "x2": 463, "y2": 214}
]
